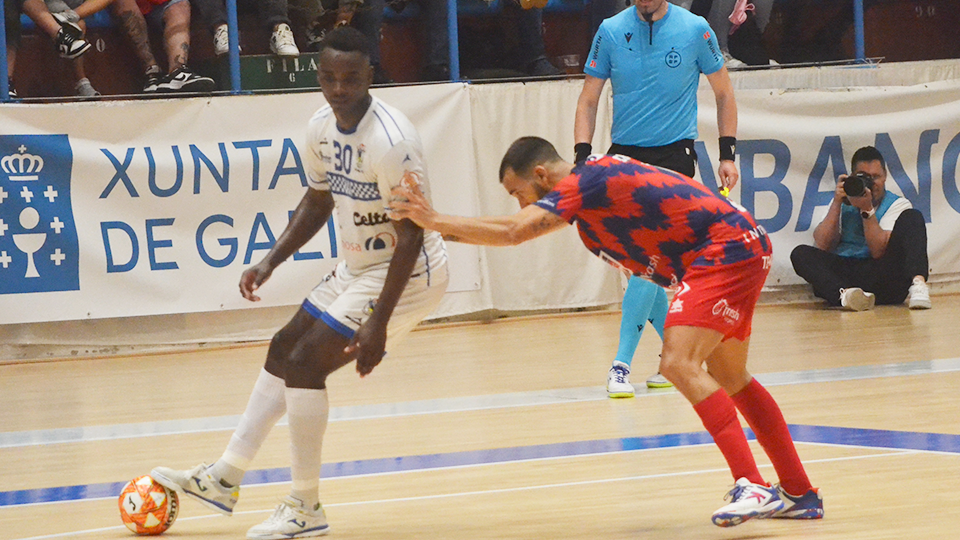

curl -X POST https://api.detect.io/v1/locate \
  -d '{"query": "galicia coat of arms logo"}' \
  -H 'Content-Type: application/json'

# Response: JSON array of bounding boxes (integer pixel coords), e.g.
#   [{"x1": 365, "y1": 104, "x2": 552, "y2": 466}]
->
[{"x1": 0, "y1": 135, "x2": 80, "y2": 294}]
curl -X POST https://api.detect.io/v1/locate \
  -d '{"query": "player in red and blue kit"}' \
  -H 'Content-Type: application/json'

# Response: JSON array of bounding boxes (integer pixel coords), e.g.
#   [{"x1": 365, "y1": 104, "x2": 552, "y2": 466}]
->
[{"x1": 388, "y1": 136, "x2": 823, "y2": 528}]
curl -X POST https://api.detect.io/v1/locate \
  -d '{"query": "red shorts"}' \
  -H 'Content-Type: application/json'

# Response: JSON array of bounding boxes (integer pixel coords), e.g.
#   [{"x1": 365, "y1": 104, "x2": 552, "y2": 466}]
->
[{"x1": 664, "y1": 255, "x2": 771, "y2": 341}]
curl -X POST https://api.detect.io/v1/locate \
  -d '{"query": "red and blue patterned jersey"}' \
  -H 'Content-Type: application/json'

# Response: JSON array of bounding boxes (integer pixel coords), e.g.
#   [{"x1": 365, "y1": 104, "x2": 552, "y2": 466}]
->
[{"x1": 533, "y1": 155, "x2": 771, "y2": 287}]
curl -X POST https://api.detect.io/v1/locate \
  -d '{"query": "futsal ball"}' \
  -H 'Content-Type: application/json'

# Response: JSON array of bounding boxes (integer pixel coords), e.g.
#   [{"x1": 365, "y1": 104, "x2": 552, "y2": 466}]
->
[{"x1": 118, "y1": 475, "x2": 179, "y2": 535}]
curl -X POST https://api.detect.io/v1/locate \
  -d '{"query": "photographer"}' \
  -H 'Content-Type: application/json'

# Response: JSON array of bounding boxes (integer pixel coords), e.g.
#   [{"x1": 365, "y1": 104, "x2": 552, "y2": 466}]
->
[{"x1": 791, "y1": 146, "x2": 931, "y2": 311}]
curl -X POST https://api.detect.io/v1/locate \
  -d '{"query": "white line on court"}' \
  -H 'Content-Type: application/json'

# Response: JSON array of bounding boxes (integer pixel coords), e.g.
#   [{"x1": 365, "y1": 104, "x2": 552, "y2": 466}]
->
[
  {"x1": 4, "y1": 357, "x2": 960, "y2": 449},
  {"x1": 8, "y1": 449, "x2": 918, "y2": 540}
]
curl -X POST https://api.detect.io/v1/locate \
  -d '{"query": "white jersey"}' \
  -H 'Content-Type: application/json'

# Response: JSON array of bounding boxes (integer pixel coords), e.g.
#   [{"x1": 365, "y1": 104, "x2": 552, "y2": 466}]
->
[{"x1": 304, "y1": 96, "x2": 446, "y2": 275}]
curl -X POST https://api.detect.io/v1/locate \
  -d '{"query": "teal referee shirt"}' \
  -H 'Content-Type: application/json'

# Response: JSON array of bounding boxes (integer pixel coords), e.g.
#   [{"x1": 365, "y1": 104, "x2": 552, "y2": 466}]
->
[{"x1": 585, "y1": 4, "x2": 724, "y2": 147}]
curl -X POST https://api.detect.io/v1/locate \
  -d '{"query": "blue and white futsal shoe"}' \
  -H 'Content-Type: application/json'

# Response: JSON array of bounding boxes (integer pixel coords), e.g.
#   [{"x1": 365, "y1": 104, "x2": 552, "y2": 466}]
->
[
  {"x1": 606, "y1": 361, "x2": 635, "y2": 398},
  {"x1": 151, "y1": 463, "x2": 239, "y2": 515},
  {"x1": 711, "y1": 477, "x2": 784, "y2": 527},
  {"x1": 247, "y1": 496, "x2": 330, "y2": 539},
  {"x1": 771, "y1": 484, "x2": 824, "y2": 519}
]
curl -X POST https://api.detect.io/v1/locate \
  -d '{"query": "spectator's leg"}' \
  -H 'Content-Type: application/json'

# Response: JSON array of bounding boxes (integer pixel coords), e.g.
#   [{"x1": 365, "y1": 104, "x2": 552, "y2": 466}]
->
[
  {"x1": 73, "y1": 0, "x2": 114, "y2": 18},
  {"x1": 261, "y1": 0, "x2": 291, "y2": 32},
  {"x1": 706, "y1": 0, "x2": 733, "y2": 51},
  {"x1": 112, "y1": 0, "x2": 161, "y2": 73},
  {"x1": 790, "y1": 244, "x2": 865, "y2": 306},
  {"x1": 351, "y1": 0, "x2": 385, "y2": 67},
  {"x1": 688, "y1": 0, "x2": 712, "y2": 17},
  {"x1": 516, "y1": 7, "x2": 545, "y2": 66},
  {"x1": 189, "y1": 0, "x2": 228, "y2": 34},
  {"x1": 161, "y1": 0, "x2": 192, "y2": 71},
  {"x1": 20, "y1": 0, "x2": 63, "y2": 38},
  {"x1": 515, "y1": 7, "x2": 560, "y2": 75},
  {"x1": 420, "y1": 0, "x2": 449, "y2": 79},
  {"x1": 870, "y1": 209, "x2": 929, "y2": 305},
  {"x1": 5, "y1": 0, "x2": 21, "y2": 94},
  {"x1": 590, "y1": 0, "x2": 622, "y2": 37}
]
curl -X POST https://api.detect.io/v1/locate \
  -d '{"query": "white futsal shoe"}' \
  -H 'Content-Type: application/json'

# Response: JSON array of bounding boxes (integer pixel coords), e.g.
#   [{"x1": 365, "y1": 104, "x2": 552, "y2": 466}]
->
[
  {"x1": 606, "y1": 361, "x2": 635, "y2": 398},
  {"x1": 247, "y1": 496, "x2": 330, "y2": 539},
  {"x1": 711, "y1": 478, "x2": 783, "y2": 527},
  {"x1": 151, "y1": 463, "x2": 239, "y2": 515}
]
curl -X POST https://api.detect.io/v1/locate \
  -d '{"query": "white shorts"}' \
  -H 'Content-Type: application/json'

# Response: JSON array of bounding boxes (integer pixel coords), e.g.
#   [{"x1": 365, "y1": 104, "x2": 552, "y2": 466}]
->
[{"x1": 303, "y1": 259, "x2": 449, "y2": 350}]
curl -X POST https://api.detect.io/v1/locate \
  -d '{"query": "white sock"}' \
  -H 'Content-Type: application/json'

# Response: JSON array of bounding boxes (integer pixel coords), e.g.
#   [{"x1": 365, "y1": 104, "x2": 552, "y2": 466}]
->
[
  {"x1": 212, "y1": 368, "x2": 287, "y2": 487},
  {"x1": 286, "y1": 387, "x2": 329, "y2": 510}
]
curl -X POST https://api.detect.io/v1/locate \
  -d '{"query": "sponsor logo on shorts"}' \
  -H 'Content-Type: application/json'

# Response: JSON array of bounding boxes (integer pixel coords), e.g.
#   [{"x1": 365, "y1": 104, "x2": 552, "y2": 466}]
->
[
  {"x1": 363, "y1": 232, "x2": 396, "y2": 251},
  {"x1": 669, "y1": 282, "x2": 690, "y2": 313},
  {"x1": 712, "y1": 298, "x2": 740, "y2": 324}
]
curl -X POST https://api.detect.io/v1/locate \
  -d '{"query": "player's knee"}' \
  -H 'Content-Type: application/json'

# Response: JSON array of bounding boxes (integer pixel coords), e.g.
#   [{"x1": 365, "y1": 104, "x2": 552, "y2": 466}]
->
[{"x1": 658, "y1": 353, "x2": 685, "y2": 383}]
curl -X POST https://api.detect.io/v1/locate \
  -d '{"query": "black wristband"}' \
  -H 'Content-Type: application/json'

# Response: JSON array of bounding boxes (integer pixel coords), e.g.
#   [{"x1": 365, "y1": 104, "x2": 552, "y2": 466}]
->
[
  {"x1": 574, "y1": 142, "x2": 592, "y2": 164},
  {"x1": 719, "y1": 136, "x2": 736, "y2": 162}
]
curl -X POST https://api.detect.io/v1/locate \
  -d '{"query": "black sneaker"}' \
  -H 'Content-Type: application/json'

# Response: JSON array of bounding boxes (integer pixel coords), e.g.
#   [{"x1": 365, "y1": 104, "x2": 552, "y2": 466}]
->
[
  {"x1": 54, "y1": 19, "x2": 92, "y2": 59},
  {"x1": 6, "y1": 78, "x2": 17, "y2": 99},
  {"x1": 421, "y1": 64, "x2": 451, "y2": 82},
  {"x1": 526, "y1": 57, "x2": 563, "y2": 77},
  {"x1": 143, "y1": 67, "x2": 163, "y2": 93},
  {"x1": 156, "y1": 66, "x2": 216, "y2": 93},
  {"x1": 373, "y1": 64, "x2": 394, "y2": 85}
]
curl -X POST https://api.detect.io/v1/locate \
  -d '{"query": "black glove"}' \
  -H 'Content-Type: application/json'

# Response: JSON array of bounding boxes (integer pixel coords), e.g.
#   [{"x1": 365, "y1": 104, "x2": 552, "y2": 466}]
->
[{"x1": 574, "y1": 143, "x2": 592, "y2": 164}]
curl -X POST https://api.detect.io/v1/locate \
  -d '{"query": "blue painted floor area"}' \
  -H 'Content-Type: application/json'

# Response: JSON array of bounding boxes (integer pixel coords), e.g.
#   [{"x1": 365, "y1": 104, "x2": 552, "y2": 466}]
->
[{"x1": 3, "y1": 425, "x2": 957, "y2": 507}]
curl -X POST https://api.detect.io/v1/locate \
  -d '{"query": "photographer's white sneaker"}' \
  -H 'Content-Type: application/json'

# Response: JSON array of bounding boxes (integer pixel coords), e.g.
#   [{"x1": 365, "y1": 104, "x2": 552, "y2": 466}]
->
[
  {"x1": 907, "y1": 277, "x2": 931, "y2": 309},
  {"x1": 839, "y1": 288, "x2": 875, "y2": 311}
]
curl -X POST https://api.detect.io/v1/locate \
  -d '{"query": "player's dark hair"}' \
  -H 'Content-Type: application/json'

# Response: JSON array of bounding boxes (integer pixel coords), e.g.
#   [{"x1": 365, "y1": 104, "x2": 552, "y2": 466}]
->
[
  {"x1": 852, "y1": 146, "x2": 885, "y2": 171},
  {"x1": 319, "y1": 27, "x2": 371, "y2": 60},
  {"x1": 499, "y1": 137, "x2": 563, "y2": 181}
]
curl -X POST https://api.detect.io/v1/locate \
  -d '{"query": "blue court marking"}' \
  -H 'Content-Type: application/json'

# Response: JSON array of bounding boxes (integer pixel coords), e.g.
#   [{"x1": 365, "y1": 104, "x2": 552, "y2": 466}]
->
[{"x1": 2, "y1": 425, "x2": 957, "y2": 508}]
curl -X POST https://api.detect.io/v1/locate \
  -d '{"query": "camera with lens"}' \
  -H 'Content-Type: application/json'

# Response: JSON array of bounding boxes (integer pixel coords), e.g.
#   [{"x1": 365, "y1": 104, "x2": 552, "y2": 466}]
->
[{"x1": 843, "y1": 171, "x2": 874, "y2": 198}]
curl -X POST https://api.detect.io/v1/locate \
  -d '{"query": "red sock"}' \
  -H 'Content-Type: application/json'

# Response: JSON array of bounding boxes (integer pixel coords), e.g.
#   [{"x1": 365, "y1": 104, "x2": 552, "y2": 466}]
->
[
  {"x1": 693, "y1": 389, "x2": 764, "y2": 485},
  {"x1": 731, "y1": 378, "x2": 812, "y2": 495}
]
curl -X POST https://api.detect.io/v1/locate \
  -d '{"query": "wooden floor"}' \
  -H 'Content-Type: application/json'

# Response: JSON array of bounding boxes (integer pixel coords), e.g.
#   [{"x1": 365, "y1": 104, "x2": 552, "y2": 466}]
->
[{"x1": 2, "y1": 295, "x2": 960, "y2": 539}]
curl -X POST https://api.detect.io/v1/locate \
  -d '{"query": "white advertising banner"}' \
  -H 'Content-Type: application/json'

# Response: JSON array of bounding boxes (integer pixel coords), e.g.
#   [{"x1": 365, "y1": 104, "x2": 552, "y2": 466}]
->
[
  {"x1": 2, "y1": 72, "x2": 960, "y2": 328},
  {"x1": 0, "y1": 85, "x2": 481, "y2": 324}
]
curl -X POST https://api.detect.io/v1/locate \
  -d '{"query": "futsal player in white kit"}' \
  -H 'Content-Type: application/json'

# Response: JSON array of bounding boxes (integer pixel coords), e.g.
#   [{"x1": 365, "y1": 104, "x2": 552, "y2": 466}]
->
[{"x1": 151, "y1": 27, "x2": 448, "y2": 539}]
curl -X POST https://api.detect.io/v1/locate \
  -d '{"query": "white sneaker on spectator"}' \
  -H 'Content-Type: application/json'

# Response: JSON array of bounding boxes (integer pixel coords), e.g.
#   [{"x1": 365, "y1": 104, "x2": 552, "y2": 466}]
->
[
  {"x1": 214, "y1": 24, "x2": 230, "y2": 56},
  {"x1": 907, "y1": 277, "x2": 931, "y2": 309},
  {"x1": 270, "y1": 23, "x2": 299, "y2": 57},
  {"x1": 839, "y1": 287, "x2": 875, "y2": 311},
  {"x1": 722, "y1": 50, "x2": 746, "y2": 69},
  {"x1": 247, "y1": 496, "x2": 330, "y2": 539},
  {"x1": 75, "y1": 78, "x2": 100, "y2": 97}
]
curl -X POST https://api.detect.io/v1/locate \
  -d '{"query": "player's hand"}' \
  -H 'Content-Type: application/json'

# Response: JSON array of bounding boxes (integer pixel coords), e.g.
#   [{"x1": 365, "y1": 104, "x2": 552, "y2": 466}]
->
[
  {"x1": 344, "y1": 321, "x2": 387, "y2": 377},
  {"x1": 718, "y1": 160, "x2": 739, "y2": 191},
  {"x1": 239, "y1": 262, "x2": 274, "y2": 302},
  {"x1": 386, "y1": 173, "x2": 435, "y2": 228}
]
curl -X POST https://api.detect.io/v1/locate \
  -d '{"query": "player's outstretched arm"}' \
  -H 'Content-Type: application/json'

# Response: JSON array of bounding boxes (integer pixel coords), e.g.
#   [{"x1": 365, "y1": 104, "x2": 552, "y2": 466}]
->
[
  {"x1": 239, "y1": 188, "x2": 335, "y2": 301},
  {"x1": 388, "y1": 183, "x2": 568, "y2": 246}
]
